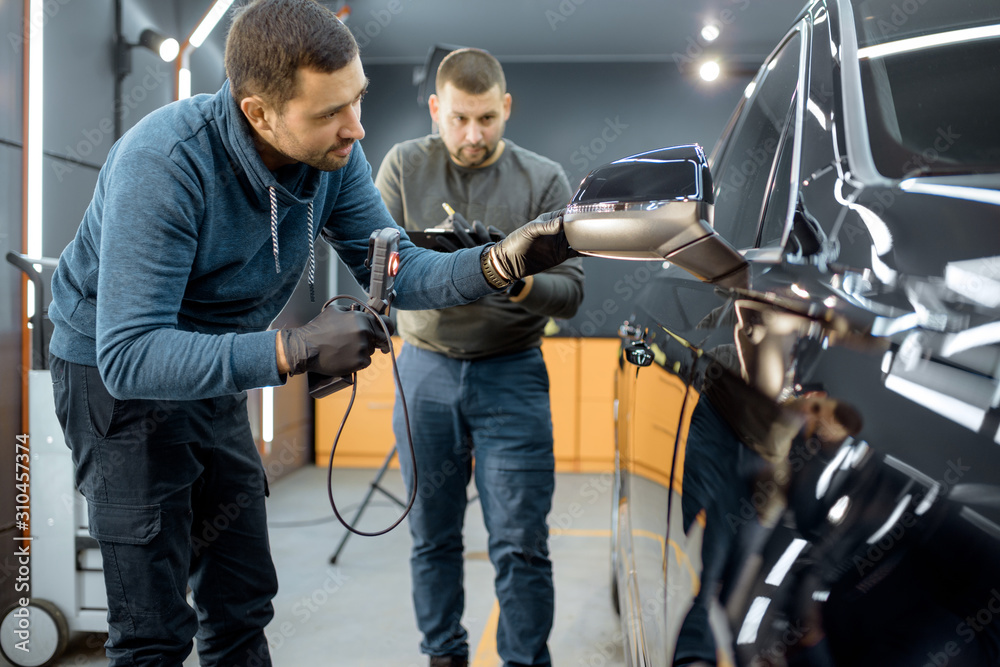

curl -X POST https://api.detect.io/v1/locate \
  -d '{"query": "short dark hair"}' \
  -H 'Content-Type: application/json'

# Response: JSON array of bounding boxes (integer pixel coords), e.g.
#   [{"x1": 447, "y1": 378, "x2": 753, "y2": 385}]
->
[
  {"x1": 435, "y1": 48, "x2": 506, "y2": 96},
  {"x1": 225, "y1": 0, "x2": 358, "y2": 108}
]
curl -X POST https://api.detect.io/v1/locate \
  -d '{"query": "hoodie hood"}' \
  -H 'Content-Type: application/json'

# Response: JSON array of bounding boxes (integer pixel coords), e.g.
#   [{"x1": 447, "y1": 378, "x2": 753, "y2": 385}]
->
[
  {"x1": 213, "y1": 79, "x2": 321, "y2": 208},
  {"x1": 214, "y1": 79, "x2": 319, "y2": 299}
]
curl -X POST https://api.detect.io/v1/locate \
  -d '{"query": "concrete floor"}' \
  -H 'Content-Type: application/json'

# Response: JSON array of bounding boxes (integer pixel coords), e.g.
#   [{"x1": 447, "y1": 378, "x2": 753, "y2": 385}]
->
[{"x1": 15, "y1": 467, "x2": 625, "y2": 667}]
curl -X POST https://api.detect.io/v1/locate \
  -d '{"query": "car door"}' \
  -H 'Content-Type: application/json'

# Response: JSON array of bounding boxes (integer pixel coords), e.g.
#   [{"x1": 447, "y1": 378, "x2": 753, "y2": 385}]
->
[
  {"x1": 614, "y1": 274, "x2": 711, "y2": 667},
  {"x1": 647, "y1": 18, "x2": 809, "y2": 665},
  {"x1": 610, "y1": 13, "x2": 810, "y2": 665}
]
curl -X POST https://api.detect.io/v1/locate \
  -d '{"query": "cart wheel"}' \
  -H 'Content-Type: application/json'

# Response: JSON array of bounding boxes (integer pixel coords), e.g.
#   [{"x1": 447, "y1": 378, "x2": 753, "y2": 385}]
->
[{"x1": 0, "y1": 599, "x2": 69, "y2": 667}]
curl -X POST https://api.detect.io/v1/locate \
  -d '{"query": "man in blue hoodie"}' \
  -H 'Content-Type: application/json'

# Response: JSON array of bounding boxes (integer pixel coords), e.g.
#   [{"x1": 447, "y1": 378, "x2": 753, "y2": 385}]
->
[{"x1": 47, "y1": 1, "x2": 576, "y2": 664}]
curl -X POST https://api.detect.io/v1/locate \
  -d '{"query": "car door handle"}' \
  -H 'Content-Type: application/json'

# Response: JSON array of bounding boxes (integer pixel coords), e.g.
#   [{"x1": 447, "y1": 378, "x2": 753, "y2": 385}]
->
[{"x1": 624, "y1": 340, "x2": 654, "y2": 367}]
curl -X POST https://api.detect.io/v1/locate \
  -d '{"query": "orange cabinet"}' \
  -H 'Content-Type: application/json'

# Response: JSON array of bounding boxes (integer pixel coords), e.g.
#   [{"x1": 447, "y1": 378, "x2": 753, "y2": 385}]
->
[
  {"x1": 315, "y1": 338, "x2": 619, "y2": 472},
  {"x1": 576, "y1": 338, "x2": 619, "y2": 472},
  {"x1": 541, "y1": 338, "x2": 581, "y2": 469},
  {"x1": 315, "y1": 337, "x2": 401, "y2": 469}
]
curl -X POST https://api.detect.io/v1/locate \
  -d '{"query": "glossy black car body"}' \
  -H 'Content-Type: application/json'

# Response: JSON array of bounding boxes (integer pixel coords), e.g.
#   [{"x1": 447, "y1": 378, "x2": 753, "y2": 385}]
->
[{"x1": 597, "y1": 0, "x2": 1000, "y2": 665}]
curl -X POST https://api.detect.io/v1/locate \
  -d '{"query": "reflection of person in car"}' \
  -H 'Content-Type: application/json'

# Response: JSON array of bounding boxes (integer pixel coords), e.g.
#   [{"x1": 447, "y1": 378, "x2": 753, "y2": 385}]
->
[{"x1": 673, "y1": 307, "x2": 862, "y2": 666}]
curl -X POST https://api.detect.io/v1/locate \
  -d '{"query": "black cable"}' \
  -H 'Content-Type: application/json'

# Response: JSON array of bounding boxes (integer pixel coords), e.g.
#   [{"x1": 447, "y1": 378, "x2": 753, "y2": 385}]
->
[
  {"x1": 322, "y1": 294, "x2": 417, "y2": 537},
  {"x1": 268, "y1": 500, "x2": 399, "y2": 528}
]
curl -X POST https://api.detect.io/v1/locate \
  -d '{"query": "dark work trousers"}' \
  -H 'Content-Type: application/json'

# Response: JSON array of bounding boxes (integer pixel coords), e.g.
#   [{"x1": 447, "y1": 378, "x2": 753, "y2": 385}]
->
[
  {"x1": 393, "y1": 345, "x2": 555, "y2": 667},
  {"x1": 50, "y1": 356, "x2": 278, "y2": 667}
]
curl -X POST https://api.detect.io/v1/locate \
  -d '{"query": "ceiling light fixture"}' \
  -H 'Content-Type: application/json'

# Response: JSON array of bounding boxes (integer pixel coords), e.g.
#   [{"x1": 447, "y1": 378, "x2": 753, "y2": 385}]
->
[
  {"x1": 701, "y1": 23, "x2": 721, "y2": 42},
  {"x1": 699, "y1": 60, "x2": 721, "y2": 82}
]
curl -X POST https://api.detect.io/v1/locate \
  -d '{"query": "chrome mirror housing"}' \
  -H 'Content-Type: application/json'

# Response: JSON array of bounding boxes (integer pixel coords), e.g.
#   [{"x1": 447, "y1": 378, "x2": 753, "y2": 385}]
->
[{"x1": 563, "y1": 144, "x2": 747, "y2": 286}]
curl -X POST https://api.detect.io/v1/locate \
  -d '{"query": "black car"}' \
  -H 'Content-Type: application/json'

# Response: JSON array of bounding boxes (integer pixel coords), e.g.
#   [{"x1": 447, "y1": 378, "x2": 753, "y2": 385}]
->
[{"x1": 561, "y1": 0, "x2": 1000, "y2": 664}]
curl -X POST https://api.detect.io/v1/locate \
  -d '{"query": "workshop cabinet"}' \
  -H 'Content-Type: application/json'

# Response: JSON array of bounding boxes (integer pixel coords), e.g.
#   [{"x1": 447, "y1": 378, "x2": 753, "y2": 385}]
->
[{"x1": 315, "y1": 338, "x2": 618, "y2": 472}]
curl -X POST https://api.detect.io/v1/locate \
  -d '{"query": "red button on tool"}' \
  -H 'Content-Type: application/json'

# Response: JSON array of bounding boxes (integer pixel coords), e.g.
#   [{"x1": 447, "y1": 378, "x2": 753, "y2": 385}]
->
[{"x1": 388, "y1": 252, "x2": 400, "y2": 276}]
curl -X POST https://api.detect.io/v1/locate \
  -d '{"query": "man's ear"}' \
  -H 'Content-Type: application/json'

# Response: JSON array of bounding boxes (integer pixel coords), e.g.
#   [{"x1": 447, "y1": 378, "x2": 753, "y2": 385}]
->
[
  {"x1": 428, "y1": 93, "x2": 440, "y2": 124},
  {"x1": 502, "y1": 92, "x2": 512, "y2": 121},
  {"x1": 240, "y1": 95, "x2": 275, "y2": 135}
]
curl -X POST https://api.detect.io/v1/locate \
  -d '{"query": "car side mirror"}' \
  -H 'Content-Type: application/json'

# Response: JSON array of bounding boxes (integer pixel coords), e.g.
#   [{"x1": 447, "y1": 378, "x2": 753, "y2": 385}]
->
[{"x1": 563, "y1": 144, "x2": 747, "y2": 286}]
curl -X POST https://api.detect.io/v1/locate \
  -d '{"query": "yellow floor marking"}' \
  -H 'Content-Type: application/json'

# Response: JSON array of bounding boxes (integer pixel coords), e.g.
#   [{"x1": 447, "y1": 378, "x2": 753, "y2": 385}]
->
[
  {"x1": 631, "y1": 529, "x2": 701, "y2": 594},
  {"x1": 549, "y1": 528, "x2": 612, "y2": 537},
  {"x1": 471, "y1": 528, "x2": 693, "y2": 665},
  {"x1": 471, "y1": 598, "x2": 501, "y2": 667}
]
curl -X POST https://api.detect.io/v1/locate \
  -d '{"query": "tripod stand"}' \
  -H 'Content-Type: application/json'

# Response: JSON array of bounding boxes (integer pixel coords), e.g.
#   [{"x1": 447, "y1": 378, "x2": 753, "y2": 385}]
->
[{"x1": 328, "y1": 444, "x2": 406, "y2": 564}]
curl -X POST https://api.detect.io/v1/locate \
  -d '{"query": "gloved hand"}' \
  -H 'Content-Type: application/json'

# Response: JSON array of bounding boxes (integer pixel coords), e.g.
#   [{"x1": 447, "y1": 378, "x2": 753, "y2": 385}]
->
[
  {"x1": 440, "y1": 216, "x2": 529, "y2": 296},
  {"x1": 488, "y1": 208, "x2": 578, "y2": 282},
  {"x1": 280, "y1": 304, "x2": 394, "y2": 377},
  {"x1": 436, "y1": 211, "x2": 505, "y2": 252}
]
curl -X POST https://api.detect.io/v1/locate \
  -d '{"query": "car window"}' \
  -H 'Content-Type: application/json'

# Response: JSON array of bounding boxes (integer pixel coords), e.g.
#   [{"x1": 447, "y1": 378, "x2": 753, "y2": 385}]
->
[
  {"x1": 758, "y1": 123, "x2": 797, "y2": 247},
  {"x1": 853, "y1": 0, "x2": 1000, "y2": 177},
  {"x1": 712, "y1": 27, "x2": 803, "y2": 249}
]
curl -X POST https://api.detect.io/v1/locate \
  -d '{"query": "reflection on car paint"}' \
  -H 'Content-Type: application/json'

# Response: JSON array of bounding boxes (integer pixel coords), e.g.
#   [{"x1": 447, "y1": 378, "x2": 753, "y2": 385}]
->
[{"x1": 599, "y1": 0, "x2": 1000, "y2": 664}]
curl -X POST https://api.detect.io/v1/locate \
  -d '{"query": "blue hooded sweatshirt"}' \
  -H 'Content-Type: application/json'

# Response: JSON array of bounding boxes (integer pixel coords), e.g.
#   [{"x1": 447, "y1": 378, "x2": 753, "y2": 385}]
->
[{"x1": 48, "y1": 80, "x2": 495, "y2": 400}]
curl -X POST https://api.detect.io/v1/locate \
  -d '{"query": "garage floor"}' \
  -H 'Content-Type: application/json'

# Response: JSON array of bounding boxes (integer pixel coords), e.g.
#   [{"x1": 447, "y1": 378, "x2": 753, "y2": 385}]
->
[{"x1": 25, "y1": 467, "x2": 625, "y2": 667}]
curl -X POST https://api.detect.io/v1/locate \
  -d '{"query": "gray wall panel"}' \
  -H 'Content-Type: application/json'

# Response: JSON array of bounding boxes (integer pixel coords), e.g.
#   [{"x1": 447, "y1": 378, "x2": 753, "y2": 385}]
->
[
  {"x1": 188, "y1": 38, "x2": 227, "y2": 97},
  {"x1": 0, "y1": 0, "x2": 24, "y2": 144},
  {"x1": 42, "y1": 155, "x2": 99, "y2": 259},
  {"x1": 118, "y1": 0, "x2": 182, "y2": 136},
  {"x1": 43, "y1": 0, "x2": 116, "y2": 162}
]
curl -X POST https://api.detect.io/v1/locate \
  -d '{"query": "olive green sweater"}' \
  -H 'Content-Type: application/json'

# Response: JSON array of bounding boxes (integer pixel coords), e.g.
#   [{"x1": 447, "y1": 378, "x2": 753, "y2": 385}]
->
[{"x1": 375, "y1": 135, "x2": 585, "y2": 359}]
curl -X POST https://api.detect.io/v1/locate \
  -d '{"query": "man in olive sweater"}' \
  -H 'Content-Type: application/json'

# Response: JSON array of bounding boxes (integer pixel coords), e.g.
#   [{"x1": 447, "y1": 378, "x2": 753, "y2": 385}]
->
[{"x1": 375, "y1": 48, "x2": 584, "y2": 667}]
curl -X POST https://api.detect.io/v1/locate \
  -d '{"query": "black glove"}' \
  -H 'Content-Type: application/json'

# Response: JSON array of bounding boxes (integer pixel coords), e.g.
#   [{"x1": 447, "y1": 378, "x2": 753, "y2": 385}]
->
[
  {"x1": 281, "y1": 304, "x2": 394, "y2": 377},
  {"x1": 436, "y1": 211, "x2": 505, "y2": 252},
  {"x1": 441, "y1": 216, "x2": 527, "y2": 295},
  {"x1": 489, "y1": 208, "x2": 578, "y2": 281}
]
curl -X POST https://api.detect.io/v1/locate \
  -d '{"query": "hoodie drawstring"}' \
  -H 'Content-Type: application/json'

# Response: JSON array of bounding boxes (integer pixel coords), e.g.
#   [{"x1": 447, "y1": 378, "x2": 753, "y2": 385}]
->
[
  {"x1": 268, "y1": 185, "x2": 317, "y2": 303},
  {"x1": 269, "y1": 186, "x2": 280, "y2": 274},
  {"x1": 306, "y1": 201, "x2": 316, "y2": 302}
]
